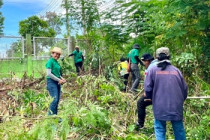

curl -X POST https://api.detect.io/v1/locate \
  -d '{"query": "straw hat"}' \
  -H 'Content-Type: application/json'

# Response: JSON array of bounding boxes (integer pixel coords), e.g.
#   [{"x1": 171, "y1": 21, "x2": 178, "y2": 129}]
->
[
  {"x1": 75, "y1": 46, "x2": 79, "y2": 49},
  {"x1": 51, "y1": 47, "x2": 62, "y2": 54}
]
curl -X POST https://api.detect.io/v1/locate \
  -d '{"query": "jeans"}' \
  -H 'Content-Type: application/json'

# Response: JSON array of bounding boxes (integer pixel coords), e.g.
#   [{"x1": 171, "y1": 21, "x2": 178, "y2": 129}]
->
[
  {"x1": 154, "y1": 119, "x2": 186, "y2": 140},
  {"x1": 47, "y1": 78, "x2": 61, "y2": 115},
  {"x1": 131, "y1": 64, "x2": 140, "y2": 91},
  {"x1": 75, "y1": 62, "x2": 83, "y2": 75},
  {"x1": 137, "y1": 95, "x2": 152, "y2": 126}
]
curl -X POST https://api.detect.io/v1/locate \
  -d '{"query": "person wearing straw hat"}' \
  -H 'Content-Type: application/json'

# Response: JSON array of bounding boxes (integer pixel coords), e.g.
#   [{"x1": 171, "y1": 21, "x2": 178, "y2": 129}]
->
[
  {"x1": 46, "y1": 47, "x2": 66, "y2": 115},
  {"x1": 68, "y1": 46, "x2": 84, "y2": 75},
  {"x1": 144, "y1": 47, "x2": 188, "y2": 140}
]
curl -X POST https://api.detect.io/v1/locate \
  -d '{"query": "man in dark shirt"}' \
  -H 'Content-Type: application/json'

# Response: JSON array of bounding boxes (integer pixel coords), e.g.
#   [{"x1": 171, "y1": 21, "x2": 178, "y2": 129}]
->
[
  {"x1": 136, "y1": 53, "x2": 158, "y2": 130},
  {"x1": 144, "y1": 47, "x2": 188, "y2": 140}
]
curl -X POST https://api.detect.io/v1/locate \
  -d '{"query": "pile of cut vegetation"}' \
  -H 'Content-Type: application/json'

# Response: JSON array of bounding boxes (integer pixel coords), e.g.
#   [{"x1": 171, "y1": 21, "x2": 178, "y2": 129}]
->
[{"x1": 0, "y1": 75, "x2": 209, "y2": 140}]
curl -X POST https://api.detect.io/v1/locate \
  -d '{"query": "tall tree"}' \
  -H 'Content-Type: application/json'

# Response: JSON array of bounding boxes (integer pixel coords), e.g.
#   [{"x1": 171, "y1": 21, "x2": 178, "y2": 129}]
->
[
  {"x1": 0, "y1": 0, "x2": 4, "y2": 35},
  {"x1": 62, "y1": 0, "x2": 71, "y2": 36},
  {"x1": 62, "y1": 0, "x2": 102, "y2": 35},
  {"x1": 19, "y1": 16, "x2": 56, "y2": 37},
  {"x1": 41, "y1": 12, "x2": 63, "y2": 36}
]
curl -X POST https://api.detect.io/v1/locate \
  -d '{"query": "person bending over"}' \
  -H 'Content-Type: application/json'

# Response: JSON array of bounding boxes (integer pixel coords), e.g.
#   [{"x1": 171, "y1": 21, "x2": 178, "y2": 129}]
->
[{"x1": 69, "y1": 46, "x2": 84, "y2": 75}]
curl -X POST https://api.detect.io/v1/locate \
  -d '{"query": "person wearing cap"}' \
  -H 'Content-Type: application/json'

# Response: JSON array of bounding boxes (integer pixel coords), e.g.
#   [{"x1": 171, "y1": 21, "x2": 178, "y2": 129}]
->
[
  {"x1": 118, "y1": 57, "x2": 129, "y2": 91},
  {"x1": 142, "y1": 53, "x2": 158, "y2": 76},
  {"x1": 46, "y1": 47, "x2": 66, "y2": 115},
  {"x1": 144, "y1": 47, "x2": 188, "y2": 140},
  {"x1": 68, "y1": 46, "x2": 84, "y2": 75},
  {"x1": 127, "y1": 44, "x2": 144, "y2": 93},
  {"x1": 136, "y1": 53, "x2": 158, "y2": 130}
]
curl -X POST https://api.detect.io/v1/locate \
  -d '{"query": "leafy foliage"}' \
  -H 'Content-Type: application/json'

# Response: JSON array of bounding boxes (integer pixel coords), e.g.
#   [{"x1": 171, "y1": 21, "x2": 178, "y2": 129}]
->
[
  {"x1": 0, "y1": 0, "x2": 4, "y2": 35},
  {"x1": 62, "y1": 0, "x2": 102, "y2": 34},
  {"x1": 19, "y1": 16, "x2": 56, "y2": 38},
  {"x1": 174, "y1": 53, "x2": 197, "y2": 77},
  {"x1": 0, "y1": 75, "x2": 209, "y2": 139},
  {"x1": 103, "y1": 0, "x2": 210, "y2": 82},
  {"x1": 0, "y1": 0, "x2": 210, "y2": 139}
]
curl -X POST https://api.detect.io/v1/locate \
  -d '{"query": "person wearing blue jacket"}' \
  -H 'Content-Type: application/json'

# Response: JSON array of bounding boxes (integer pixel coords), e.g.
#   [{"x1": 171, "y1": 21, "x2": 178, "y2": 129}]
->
[{"x1": 144, "y1": 47, "x2": 188, "y2": 140}]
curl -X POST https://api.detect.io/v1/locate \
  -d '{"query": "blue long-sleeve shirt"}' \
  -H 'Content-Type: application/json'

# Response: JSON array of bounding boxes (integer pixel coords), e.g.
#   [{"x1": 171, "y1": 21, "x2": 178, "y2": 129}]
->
[{"x1": 144, "y1": 65, "x2": 188, "y2": 121}]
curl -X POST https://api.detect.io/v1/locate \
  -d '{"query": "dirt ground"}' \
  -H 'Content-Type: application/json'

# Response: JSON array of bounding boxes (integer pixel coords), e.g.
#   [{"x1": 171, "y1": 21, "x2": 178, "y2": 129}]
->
[{"x1": 0, "y1": 76, "x2": 46, "y2": 119}]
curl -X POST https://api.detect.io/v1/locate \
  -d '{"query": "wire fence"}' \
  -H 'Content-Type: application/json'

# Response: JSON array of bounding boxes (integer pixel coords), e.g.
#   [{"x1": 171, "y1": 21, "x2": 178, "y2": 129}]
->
[
  {"x1": 0, "y1": 36, "x2": 24, "y2": 59},
  {"x1": 33, "y1": 37, "x2": 70, "y2": 59},
  {"x1": 0, "y1": 36, "x2": 72, "y2": 79},
  {"x1": 0, "y1": 36, "x2": 25, "y2": 79}
]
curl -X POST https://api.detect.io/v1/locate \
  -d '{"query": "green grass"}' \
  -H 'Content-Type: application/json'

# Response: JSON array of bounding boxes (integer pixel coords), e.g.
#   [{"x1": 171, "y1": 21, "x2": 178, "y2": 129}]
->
[
  {"x1": 0, "y1": 58, "x2": 75, "y2": 79},
  {"x1": 0, "y1": 59, "x2": 47, "y2": 79}
]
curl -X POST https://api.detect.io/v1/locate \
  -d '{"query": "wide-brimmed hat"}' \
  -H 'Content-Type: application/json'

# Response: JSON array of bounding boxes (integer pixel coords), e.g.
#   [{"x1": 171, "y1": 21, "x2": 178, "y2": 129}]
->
[
  {"x1": 51, "y1": 47, "x2": 62, "y2": 54},
  {"x1": 133, "y1": 44, "x2": 140, "y2": 49},
  {"x1": 156, "y1": 47, "x2": 170, "y2": 57},
  {"x1": 75, "y1": 46, "x2": 80, "y2": 49},
  {"x1": 141, "y1": 53, "x2": 154, "y2": 61}
]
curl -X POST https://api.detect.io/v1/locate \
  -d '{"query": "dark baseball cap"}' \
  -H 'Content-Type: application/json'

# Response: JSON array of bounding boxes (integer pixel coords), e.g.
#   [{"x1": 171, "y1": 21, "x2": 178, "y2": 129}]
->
[
  {"x1": 141, "y1": 53, "x2": 154, "y2": 61},
  {"x1": 133, "y1": 44, "x2": 140, "y2": 49}
]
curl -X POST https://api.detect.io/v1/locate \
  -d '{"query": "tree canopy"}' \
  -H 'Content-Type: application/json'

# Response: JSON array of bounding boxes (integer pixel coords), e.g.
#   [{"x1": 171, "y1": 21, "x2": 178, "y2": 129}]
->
[
  {"x1": 62, "y1": 0, "x2": 102, "y2": 35},
  {"x1": 41, "y1": 12, "x2": 63, "y2": 36},
  {"x1": 0, "y1": 0, "x2": 4, "y2": 35},
  {"x1": 19, "y1": 16, "x2": 56, "y2": 37}
]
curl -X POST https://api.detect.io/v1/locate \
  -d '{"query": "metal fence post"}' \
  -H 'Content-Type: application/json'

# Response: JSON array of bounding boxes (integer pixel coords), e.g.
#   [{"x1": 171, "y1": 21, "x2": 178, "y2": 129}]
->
[
  {"x1": 26, "y1": 34, "x2": 32, "y2": 76},
  {"x1": 33, "y1": 37, "x2": 36, "y2": 58},
  {"x1": 67, "y1": 36, "x2": 70, "y2": 54},
  {"x1": 22, "y1": 37, "x2": 25, "y2": 58},
  {"x1": 71, "y1": 36, "x2": 76, "y2": 52}
]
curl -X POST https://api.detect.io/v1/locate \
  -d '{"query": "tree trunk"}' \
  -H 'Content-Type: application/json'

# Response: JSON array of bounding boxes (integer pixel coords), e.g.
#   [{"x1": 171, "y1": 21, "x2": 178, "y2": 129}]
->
[{"x1": 64, "y1": 0, "x2": 70, "y2": 37}]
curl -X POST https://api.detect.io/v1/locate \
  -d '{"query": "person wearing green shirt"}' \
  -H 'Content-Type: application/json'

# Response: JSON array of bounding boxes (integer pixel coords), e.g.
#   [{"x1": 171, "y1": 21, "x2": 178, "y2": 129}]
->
[
  {"x1": 68, "y1": 46, "x2": 84, "y2": 75},
  {"x1": 127, "y1": 44, "x2": 144, "y2": 93},
  {"x1": 46, "y1": 47, "x2": 66, "y2": 115}
]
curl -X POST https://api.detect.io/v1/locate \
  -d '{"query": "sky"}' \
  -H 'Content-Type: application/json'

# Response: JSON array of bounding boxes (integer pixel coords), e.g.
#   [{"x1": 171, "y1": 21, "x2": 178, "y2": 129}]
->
[
  {"x1": 2, "y1": 0, "x2": 50, "y2": 36},
  {"x1": 1, "y1": 0, "x2": 111, "y2": 36},
  {"x1": 0, "y1": 0, "x2": 51, "y2": 57}
]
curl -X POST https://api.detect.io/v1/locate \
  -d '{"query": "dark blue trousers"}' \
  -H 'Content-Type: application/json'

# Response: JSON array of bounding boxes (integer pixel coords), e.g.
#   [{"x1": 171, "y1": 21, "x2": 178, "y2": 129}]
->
[{"x1": 47, "y1": 78, "x2": 61, "y2": 115}]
